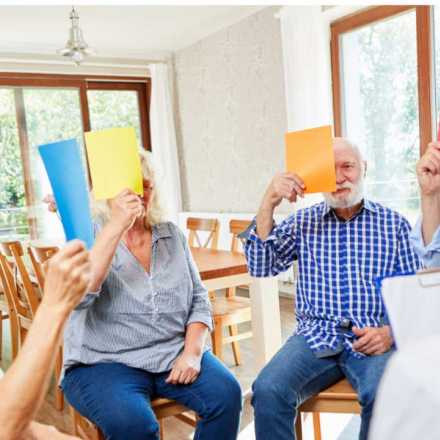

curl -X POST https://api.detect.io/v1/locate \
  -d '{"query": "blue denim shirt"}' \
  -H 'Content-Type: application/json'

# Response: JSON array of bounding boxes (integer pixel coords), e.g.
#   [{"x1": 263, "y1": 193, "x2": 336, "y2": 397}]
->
[
  {"x1": 63, "y1": 222, "x2": 213, "y2": 374},
  {"x1": 410, "y1": 219, "x2": 440, "y2": 268}
]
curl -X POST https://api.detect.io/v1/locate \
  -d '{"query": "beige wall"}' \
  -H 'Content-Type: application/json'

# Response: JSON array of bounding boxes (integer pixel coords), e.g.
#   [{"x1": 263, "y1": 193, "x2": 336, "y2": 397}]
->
[{"x1": 173, "y1": 6, "x2": 287, "y2": 213}]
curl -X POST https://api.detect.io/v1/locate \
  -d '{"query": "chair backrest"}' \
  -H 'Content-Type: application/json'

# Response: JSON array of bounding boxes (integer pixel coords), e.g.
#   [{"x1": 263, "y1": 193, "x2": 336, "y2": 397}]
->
[
  {"x1": 28, "y1": 245, "x2": 59, "y2": 290},
  {"x1": 0, "y1": 250, "x2": 33, "y2": 339},
  {"x1": 186, "y1": 217, "x2": 220, "y2": 250},
  {"x1": 0, "y1": 241, "x2": 40, "y2": 317},
  {"x1": 229, "y1": 220, "x2": 252, "y2": 253}
]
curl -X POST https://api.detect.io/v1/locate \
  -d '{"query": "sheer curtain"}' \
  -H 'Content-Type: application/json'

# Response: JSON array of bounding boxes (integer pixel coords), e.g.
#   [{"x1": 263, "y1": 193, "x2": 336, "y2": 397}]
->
[
  {"x1": 148, "y1": 63, "x2": 182, "y2": 224},
  {"x1": 279, "y1": 5, "x2": 333, "y2": 208}
]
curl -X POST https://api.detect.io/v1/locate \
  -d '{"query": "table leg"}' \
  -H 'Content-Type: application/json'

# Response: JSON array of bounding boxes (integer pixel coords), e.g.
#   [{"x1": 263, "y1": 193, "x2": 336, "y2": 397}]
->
[{"x1": 249, "y1": 276, "x2": 282, "y2": 370}]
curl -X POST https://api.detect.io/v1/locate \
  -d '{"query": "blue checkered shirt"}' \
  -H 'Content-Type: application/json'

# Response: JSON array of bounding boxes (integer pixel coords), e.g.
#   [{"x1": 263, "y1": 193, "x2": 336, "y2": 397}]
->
[{"x1": 244, "y1": 200, "x2": 422, "y2": 358}]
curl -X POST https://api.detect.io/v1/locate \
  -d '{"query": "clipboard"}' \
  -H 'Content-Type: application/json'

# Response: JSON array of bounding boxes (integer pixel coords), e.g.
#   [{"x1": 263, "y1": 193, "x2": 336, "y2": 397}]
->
[{"x1": 381, "y1": 268, "x2": 440, "y2": 348}]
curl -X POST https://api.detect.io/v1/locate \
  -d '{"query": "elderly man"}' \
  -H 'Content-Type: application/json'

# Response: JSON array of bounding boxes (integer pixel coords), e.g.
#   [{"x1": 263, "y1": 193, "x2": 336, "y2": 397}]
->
[{"x1": 243, "y1": 138, "x2": 422, "y2": 440}]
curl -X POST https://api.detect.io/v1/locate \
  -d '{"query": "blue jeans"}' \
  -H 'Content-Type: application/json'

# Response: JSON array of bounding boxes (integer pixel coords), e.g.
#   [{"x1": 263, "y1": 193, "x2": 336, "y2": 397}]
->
[
  {"x1": 252, "y1": 335, "x2": 393, "y2": 440},
  {"x1": 61, "y1": 351, "x2": 242, "y2": 440}
]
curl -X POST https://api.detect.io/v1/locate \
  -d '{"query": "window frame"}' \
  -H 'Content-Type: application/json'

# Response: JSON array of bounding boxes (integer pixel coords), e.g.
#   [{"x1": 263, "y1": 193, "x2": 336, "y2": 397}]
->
[
  {"x1": 330, "y1": 5, "x2": 433, "y2": 155},
  {"x1": 0, "y1": 72, "x2": 152, "y2": 238}
]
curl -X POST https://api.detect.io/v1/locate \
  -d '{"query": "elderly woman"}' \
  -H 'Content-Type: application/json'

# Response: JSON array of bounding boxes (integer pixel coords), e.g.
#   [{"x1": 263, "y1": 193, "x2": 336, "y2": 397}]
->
[{"x1": 60, "y1": 151, "x2": 242, "y2": 440}]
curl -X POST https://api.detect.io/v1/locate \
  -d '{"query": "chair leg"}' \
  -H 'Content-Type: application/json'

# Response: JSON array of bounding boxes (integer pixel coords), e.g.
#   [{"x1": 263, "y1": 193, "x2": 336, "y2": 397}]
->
[
  {"x1": 0, "y1": 311, "x2": 3, "y2": 361},
  {"x1": 54, "y1": 348, "x2": 64, "y2": 411},
  {"x1": 312, "y1": 413, "x2": 322, "y2": 440},
  {"x1": 295, "y1": 411, "x2": 303, "y2": 440},
  {"x1": 9, "y1": 312, "x2": 19, "y2": 360},
  {"x1": 228, "y1": 325, "x2": 241, "y2": 366},
  {"x1": 159, "y1": 419, "x2": 164, "y2": 440},
  {"x1": 211, "y1": 326, "x2": 223, "y2": 361}
]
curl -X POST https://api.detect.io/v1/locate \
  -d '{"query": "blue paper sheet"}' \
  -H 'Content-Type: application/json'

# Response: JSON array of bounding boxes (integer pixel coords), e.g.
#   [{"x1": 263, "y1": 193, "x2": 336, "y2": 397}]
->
[{"x1": 39, "y1": 139, "x2": 94, "y2": 249}]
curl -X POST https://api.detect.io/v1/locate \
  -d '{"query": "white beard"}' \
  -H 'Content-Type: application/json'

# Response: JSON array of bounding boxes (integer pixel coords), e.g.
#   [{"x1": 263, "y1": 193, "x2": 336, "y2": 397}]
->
[{"x1": 323, "y1": 178, "x2": 365, "y2": 209}]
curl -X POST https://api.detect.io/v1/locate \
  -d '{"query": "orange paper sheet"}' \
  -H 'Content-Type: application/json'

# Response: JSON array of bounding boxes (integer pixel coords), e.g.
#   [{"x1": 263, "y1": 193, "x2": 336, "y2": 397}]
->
[{"x1": 285, "y1": 125, "x2": 336, "y2": 194}]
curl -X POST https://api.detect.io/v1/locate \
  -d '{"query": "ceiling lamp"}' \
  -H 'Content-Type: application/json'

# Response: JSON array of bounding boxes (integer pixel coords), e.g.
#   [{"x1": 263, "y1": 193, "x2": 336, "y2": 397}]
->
[{"x1": 57, "y1": 6, "x2": 95, "y2": 65}]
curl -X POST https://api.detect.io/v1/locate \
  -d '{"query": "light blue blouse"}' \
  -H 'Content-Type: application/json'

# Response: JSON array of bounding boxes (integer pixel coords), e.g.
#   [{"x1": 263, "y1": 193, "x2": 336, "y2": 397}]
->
[{"x1": 410, "y1": 218, "x2": 440, "y2": 268}]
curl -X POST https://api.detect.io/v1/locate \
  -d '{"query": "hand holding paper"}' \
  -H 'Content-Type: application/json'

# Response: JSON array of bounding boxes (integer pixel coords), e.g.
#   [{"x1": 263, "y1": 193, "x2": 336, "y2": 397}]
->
[
  {"x1": 285, "y1": 125, "x2": 336, "y2": 193},
  {"x1": 39, "y1": 139, "x2": 94, "y2": 248}
]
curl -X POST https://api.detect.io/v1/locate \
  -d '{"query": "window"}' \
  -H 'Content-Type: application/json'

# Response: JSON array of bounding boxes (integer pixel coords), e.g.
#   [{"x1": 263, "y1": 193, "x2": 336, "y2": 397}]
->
[
  {"x1": 331, "y1": 6, "x2": 432, "y2": 224},
  {"x1": 0, "y1": 74, "x2": 151, "y2": 239}
]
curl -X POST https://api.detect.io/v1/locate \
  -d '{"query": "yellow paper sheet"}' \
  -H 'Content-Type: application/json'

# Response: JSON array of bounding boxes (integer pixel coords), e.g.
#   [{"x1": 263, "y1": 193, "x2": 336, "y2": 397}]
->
[
  {"x1": 85, "y1": 127, "x2": 143, "y2": 200},
  {"x1": 285, "y1": 125, "x2": 336, "y2": 193}
]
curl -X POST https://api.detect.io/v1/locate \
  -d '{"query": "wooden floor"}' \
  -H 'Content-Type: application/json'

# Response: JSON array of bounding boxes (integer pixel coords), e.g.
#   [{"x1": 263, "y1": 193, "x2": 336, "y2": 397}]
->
[{"x1": 0, "y1": 292, "x2": 296, "y2": 439}]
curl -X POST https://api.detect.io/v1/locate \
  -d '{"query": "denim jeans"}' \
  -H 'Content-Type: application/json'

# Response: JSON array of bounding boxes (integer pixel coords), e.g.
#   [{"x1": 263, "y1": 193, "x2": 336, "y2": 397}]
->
[
  {"x1": 252, "y1": 334, "x2": 393, "y2": 440},
  {"x1": 61, "y1": 351, "x2": 242, "y2": 440}
]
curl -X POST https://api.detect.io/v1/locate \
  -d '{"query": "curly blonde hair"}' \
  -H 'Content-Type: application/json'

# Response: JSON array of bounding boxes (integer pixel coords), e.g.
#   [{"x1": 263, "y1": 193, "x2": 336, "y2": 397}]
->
[{"x1": 91, "y1": 149, "x2": 166, "y2": 227}]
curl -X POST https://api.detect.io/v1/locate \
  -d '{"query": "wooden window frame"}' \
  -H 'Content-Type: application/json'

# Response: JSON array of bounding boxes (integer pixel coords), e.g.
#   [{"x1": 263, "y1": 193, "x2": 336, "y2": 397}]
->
[
  {"x1": 0, "y1": 72, "x2": 152, "y2": 149},
  {"x1": 0, "y1": 72, "x2": 151, "y2": 237},
  {"x1": 331, "y1": 5, "x2": 433, "y2": 155}
]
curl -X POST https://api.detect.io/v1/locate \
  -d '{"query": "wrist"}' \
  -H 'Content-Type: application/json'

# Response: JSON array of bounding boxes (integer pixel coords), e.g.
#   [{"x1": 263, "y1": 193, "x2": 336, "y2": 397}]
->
[
  {"x1": 106, "y1": 218, "x2": 127, "y2": 236},
  {"x1": 35, "y1": 301, "x2": 70, "y2": 325},
  {"x1": 183, "y1": 345, "x2": 203, "y2": 357}
]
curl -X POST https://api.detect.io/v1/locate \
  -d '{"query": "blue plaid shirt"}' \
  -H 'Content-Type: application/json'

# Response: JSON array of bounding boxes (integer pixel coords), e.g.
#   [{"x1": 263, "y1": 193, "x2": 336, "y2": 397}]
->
[{"x1": 244, "y1": 200, "x2": 422, "y2": 358}]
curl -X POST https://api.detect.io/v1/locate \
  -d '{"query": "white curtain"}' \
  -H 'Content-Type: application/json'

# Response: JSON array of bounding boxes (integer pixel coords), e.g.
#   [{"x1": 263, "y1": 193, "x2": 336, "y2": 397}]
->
[
  {"x1": 279, "y1": 6, "x2": 333, "y2": 132},
  {"x1": 279, "y1": 6, "x2": 333, "y2": 209},
  {"x1": 148, "y1": 63, "x2": 182, "y2": 224}
]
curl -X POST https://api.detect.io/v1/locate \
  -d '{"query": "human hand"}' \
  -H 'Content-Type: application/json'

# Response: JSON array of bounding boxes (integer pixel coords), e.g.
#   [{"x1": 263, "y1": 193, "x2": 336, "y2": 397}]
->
[
  {"x1": 42, "y1": 240, "x2": 91, "y2": 315},
  {"x1": 108, "y1": 189, "x2": 144, "y2": 232},
  {"x1": 352, "y1": 326, "x2": 393, "y2": 355},
  {"x1": 261, "y1": 173, "x2": 306, "y2": 210},
  {"x1": 43, "y1": 194, "x2": 57, "y2": 213},
  {"x1": 165, "y1": 351, "x2": 202, "y2": 385},
  {"x1": 417, "y1": 142, "x2": 440, "y2": 197}
]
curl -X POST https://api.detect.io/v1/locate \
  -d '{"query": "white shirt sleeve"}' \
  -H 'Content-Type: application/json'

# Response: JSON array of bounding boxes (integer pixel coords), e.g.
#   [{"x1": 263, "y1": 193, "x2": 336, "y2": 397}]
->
[{"x1": 410, "y1": 218, "x2": 440, "y2": 268}]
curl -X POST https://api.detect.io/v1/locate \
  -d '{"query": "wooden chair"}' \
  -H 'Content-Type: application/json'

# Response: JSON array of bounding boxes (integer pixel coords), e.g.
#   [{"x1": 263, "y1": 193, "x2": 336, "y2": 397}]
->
[
  {"x1": 72, "y1": 398, "x2": 196, "y2": 440},
  {"x1": 295, "y1": 378, "x2": 361, "y2": 440},
  {"x1": 0, "y1": 241, "x2": 64, "y2": 411},
  {"x1": 0, "y1": 254, "x2": 19, "y2": 361},
  {"x1": 27, "y1": 244, "x2": 64, "y2": 412},
  {"x1": 0, "y1": 292, "x2": 10, "y2": 361},
  {"x1": 187, "y1": 217, "x2": 220, "y2": 251},
  {"x1": 186, "y1": 217, "x2": 252, "y2": 365}
]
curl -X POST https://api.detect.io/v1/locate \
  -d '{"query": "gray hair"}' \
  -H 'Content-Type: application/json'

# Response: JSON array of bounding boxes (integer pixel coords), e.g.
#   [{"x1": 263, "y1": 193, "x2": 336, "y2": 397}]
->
[
  {"x1": 91, "y1": 149, "x2": 166, "y2": 227},
  {"x1": 333, "y1": 137, "x2": 366, "y2": 174}
]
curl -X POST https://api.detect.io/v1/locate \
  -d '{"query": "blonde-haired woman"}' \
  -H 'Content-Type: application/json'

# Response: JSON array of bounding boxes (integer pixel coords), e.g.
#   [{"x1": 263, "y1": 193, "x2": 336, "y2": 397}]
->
[{"x1": 59, "y1": 150, "x2": 242, "y2": 440}]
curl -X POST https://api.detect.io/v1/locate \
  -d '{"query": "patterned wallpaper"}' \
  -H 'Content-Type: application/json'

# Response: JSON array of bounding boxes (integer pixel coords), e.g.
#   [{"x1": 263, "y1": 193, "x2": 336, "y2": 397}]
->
[{"x1": 173, "y1": 6, "x2": 288, "y2": 213}]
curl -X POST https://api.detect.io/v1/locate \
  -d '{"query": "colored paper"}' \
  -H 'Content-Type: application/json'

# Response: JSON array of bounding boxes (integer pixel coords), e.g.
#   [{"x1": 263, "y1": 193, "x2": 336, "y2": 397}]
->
[
  {"x1": 84, "y1": 127, "x2": 143, "y2": 200},
  {"x1": 39, "y1": 139, "x2": 94, "y2": 249},
  {"x1": 285, "y1": 125, "x2": 336, "y2": 193}
]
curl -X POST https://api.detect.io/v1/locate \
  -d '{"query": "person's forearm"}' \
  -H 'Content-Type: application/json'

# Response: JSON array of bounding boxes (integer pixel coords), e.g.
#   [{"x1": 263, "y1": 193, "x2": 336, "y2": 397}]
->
[
  {"x1": 0, "y1": 304, "x2": 67, "y2": 439},
  {"x1": 89, "y1": 221, "x2": 124, "y2": 291},
  {"x1": 184, "y1": 322, "x2": 208, "y2": 356},
  {"x1": 256, "y1": 200, "x2": 275, "y2": 241},
  {"x1": 421, "y1": 194, "x2": 440, "y2": 246}
]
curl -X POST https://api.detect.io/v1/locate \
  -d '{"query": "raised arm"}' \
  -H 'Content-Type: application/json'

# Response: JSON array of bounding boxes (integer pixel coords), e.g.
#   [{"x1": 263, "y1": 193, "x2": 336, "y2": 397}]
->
[
  {"x1": 417, "y1": 142, "x2": 440, "y2": 246},
  {"x1": 244, "y1": 173, "x2": 304, "y2": 277},
  {"x1": 88, "y1": 189, "x2": 144, "y2": 292},
  {"x1": 0, "y1": 241, "x2": 91, "y2": 439},
  {"x1": 256, "y1": 172, "x2": 305, "y2": 240}
]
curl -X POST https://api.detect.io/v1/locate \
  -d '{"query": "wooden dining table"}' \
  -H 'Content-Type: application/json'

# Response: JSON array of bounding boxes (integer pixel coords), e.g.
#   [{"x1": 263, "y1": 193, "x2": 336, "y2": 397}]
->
[{"x1": 190, "y1": 247, "x2": 282, "y2": 370}]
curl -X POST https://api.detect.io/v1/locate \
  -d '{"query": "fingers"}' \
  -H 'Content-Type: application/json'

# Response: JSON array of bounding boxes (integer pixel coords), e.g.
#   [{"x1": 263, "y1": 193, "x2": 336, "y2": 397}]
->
[
  {"x1": 352, "y1": 330, "x2": 375, "y2": 352},
  {"x1": 351, "y1": 326, "x2": 366, "y2": 337},
  {"x1": 165, "y1": 368, "x2": 181, "y2": 384},
  {"x1": 420, "y1": 147, "x2": 440, "y2": 174},
  {"x1": 166, "y1": 367, "x2": 199, "y2": 385}
]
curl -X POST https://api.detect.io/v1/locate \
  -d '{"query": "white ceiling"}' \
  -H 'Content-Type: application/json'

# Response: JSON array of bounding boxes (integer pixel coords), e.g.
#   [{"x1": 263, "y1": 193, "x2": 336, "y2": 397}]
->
[{"x1": 0, "y1": 6, "x2": 266, "y2": 60}]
